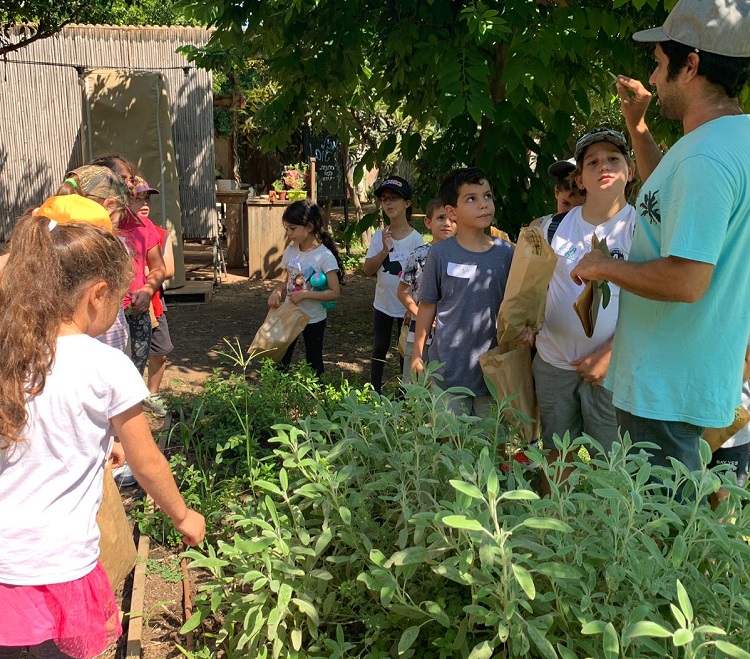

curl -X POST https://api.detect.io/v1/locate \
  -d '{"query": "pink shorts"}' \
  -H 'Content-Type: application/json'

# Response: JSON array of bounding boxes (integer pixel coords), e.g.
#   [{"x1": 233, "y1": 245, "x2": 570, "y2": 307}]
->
[{"x1": 0, "y1": 562, "x2": 121, "y2": 658}]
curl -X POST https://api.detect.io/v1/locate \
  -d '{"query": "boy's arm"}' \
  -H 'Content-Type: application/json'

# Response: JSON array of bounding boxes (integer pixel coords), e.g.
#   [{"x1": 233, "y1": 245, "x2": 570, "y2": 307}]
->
[
  {"x1": 411, "y1": 301, "x2": 437, "y2": 375},
  {"x1": 397, "y1": 281, "x2": 419, "y2": 318},
  {"x1": 569, "y1": 338, "x2": 614, "y2": 385}
]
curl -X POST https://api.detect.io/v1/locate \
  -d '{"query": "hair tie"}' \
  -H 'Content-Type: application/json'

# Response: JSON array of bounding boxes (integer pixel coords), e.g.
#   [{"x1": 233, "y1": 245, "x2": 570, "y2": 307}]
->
[
  {"x1": 64, "y1": 177, "x2": 78, "y2": 189},
  {"x1": 48, "y1": 220, "x2": 58, "y2": 231}
]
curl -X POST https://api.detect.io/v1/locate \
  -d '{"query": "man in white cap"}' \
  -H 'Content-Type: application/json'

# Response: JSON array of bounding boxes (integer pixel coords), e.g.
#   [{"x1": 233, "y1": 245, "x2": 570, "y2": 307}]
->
[{"x1": 571, "y1": 0, "x2": 750, "y2": 472}]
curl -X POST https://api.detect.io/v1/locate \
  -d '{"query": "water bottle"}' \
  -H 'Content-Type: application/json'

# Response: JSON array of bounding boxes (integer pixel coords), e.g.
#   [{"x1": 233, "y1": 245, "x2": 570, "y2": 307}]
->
[{"x1": 310, "y1": 272, "x2": 337, "y2": 310}]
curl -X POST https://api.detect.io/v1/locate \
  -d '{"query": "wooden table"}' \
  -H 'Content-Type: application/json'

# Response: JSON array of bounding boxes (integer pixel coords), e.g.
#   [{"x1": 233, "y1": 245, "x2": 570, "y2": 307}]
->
[
  {"x1": 215, "y1": 189, "x2": 250, "y2": 268},
  {"x1": 246, "y1": 198, "x2": 291, "y2": 279}
]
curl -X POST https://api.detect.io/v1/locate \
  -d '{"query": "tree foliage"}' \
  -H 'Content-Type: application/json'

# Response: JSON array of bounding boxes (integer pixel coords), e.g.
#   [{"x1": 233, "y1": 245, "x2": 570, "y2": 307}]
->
[
  {"x1": 1, "y1": 0, "x2": 197, "y2": 56},
  {"x1": 180, "y1": 0, "x2": 681, "y2": 233}
]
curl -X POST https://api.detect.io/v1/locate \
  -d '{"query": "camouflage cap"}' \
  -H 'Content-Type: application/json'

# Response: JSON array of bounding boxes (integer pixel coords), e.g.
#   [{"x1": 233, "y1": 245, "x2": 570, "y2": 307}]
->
[{"x1": 67, "y1": 165, "x2": 130, "y2": 206}]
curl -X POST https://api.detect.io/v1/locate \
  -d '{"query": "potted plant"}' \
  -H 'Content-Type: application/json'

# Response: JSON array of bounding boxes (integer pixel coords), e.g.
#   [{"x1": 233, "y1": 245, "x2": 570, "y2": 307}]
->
[
  {"x1": 283, "y1": 163, "x2": 308, "y2": 201},
  {"x1": 272, "y1": 179, "x2": 287, "y2": 201}
]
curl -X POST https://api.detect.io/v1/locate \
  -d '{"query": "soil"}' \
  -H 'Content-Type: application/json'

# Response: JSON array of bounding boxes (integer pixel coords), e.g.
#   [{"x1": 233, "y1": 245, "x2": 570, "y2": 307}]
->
[{"x1": 118, "y1": 233, "x2": 409, "y2": 657}]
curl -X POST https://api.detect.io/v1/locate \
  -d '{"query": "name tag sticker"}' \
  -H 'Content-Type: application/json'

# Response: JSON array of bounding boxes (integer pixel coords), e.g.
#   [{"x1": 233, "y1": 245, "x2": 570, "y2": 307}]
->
[
  {"x1": 447, "y1": 262, "x2": 477, "y2": 279},
  {"x1": 390, "y1": 250, "x2": 408, "y2": 263}
]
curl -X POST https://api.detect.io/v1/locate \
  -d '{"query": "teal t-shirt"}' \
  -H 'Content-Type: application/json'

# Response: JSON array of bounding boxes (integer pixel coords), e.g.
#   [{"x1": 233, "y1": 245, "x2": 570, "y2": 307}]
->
[{"x1": 607, "y1": 115, "x2": 750, "y2": 427}]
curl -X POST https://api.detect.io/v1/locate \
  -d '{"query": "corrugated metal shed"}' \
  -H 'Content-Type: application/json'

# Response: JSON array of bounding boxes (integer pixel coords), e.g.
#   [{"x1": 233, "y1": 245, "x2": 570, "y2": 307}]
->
[{"x1": 0, "y1": 24, "x2": 216, "y2": 240}]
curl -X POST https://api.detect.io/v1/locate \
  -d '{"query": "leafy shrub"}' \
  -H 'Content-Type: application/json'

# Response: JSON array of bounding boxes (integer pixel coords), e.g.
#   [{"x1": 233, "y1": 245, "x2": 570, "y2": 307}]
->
[
  {"x1": 182, "y1": 378, "x2": 750, "y2": 659},
  {"x1": 136, "y1": 360, "x2": 372, "y2": 545}
]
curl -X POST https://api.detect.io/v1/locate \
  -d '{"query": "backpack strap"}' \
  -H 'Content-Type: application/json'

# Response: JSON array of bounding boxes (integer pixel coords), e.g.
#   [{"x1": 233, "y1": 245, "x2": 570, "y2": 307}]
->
[{"x1": 547, "y1": 211, "x2": 569, "y2": 244}]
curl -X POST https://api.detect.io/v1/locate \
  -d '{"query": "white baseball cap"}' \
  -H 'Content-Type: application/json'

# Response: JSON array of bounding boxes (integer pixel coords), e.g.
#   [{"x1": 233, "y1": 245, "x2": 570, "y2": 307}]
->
[{"x1": 633, "y1": 0, "x2": 750, "y2": 58}]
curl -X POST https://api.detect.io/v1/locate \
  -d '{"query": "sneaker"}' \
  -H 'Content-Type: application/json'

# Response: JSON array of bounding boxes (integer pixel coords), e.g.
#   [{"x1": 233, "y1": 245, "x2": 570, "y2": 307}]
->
[
  {"x1": 112, "y1": 462, "x2": 137, "y2": 487},
  {"x1": 143, "y1": 393, "x2": 168, "y2": 417}
]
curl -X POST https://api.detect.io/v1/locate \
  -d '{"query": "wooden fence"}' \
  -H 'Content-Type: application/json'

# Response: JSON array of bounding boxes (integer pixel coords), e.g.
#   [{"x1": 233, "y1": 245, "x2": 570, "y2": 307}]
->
[{"x1": 0, "y1": 24, "x2": 217, "y2": 240}]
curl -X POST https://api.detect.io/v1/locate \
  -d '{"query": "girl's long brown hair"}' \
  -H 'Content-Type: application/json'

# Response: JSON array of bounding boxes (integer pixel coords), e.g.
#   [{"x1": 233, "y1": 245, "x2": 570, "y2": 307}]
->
[{"x1": 0, "y1": 215, "x2": 133, "y2": 448}]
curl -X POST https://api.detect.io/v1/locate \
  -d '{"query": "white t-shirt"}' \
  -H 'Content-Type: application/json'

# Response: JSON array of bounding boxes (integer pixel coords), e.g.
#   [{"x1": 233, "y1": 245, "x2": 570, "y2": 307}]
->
[
  {"x1": 282, "y1": 244, "x2": 339, "y2": 324},
  {"x1": 0, "y1": 334, "x2": 149, "y2": 585},
  {"x1": 366, "y1": 228, "x2": 424, "y2": 317},
  {"x1": 536, "y1": 204, "x2": 636, "y2": 370}
]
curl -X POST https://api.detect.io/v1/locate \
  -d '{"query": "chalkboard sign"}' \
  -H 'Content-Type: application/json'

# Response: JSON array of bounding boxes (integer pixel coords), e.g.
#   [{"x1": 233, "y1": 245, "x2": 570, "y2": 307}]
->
[{"x1": 303, "y1": 130, "x2": 345, "y2": 199}]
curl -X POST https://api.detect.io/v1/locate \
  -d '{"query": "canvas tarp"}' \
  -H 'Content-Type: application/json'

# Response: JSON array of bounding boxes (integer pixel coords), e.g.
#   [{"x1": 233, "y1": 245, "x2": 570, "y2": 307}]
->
[{"x1": 81, "y1": 69, "x2": 186, "y2": 287}]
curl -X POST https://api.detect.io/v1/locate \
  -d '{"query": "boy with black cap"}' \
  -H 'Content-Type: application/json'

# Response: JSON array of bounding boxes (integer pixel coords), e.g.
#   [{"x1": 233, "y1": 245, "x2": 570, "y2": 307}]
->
[
  {"x1": 572, "y1": 0, "x2": 750, "y2": 473},
  {"x1": 364, "y1": 176, "x2": 424, "y2": 393}
]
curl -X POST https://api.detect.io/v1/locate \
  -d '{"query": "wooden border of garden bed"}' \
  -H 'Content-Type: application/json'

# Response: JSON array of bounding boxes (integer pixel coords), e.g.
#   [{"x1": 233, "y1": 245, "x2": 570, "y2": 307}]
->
[{"x1": 124, "y1": 413, "x2": 194, "y2": 659}]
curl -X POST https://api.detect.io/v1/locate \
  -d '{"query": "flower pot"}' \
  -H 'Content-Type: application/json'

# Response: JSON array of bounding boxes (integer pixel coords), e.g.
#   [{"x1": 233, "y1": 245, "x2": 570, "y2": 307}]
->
[
  {"x1": 287, "y1": 189, "x2": 307, "y2": 201},
  {"x1": 279, "y1": 190, "x2": 288, "y2": 201},
  {"x1": 269, "y1": 190, "x2": 278, "y2": 202}
]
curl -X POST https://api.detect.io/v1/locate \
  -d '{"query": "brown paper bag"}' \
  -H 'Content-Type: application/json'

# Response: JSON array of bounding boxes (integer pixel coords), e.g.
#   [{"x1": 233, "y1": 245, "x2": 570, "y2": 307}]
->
[
  {"x1": 703, "y1": 407, "x2": 750, "y2": 452},
  {"x1": 480, "y1": 345, "x2": 539, "y2": 443},
  {"x1": 397, "y1": 320, "x2": 409, "y2": 358},
  {"x1": 496, "y1": 226, "x2": 557, "y2": 345},
  {"x1": 249, "y1": 300, "x2": 310, "y2": 362},
  {"x1": 573, "y1": 234, "x2": 612, "y2": 338},
  {"x1": 97, "y1": 467, "x2": 137, "y2": 590}
]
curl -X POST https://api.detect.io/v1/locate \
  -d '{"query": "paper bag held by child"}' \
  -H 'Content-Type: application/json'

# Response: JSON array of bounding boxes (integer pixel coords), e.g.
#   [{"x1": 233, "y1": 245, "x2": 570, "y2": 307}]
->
[
  {"x1": 480, "y1": 345, "x2": 539, "y2": 443},
  {"x1": 249, "y1": 300, "x2": 310, "y2": 362},
  {"x1": 97, "y1": 467, "x2": 137, "y2": 590},
  {"x1": 496, "y1": 226, "x2": 557, "y2": 345}
]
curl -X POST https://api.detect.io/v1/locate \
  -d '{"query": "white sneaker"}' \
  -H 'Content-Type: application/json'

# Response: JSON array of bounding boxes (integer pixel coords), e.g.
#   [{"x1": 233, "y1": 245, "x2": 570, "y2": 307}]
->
[
  {"x1": 112, "y1": 463, "x2": 136, "y2": 487},
  {"x1": 143, "y1": 394, "x2": 168, "y2": 417}
]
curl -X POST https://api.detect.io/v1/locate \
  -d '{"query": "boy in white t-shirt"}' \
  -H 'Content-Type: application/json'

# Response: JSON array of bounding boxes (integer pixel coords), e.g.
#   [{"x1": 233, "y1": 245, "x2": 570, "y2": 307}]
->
[{"x1": 532, "y1": 128, "x2": 636, "y2": 462}]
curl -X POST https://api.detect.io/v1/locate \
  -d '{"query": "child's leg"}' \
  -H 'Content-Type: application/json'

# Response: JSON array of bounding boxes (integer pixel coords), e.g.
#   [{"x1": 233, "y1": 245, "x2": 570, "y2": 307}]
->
[
  {"x1": 580, "y1": 382, "x2": 619, "y2": 455},
  {"x1": 147, "y1": 313, "x2": 174, "y2": 395},
  {"x1": 125, "y1": 312, "x2": 152, "y2": 376},
  {"x1": 280, "y1": 338, "x2": 299, "y2": 370},
  {"x1": 371, "y1": 309, "x2": 396, "y2": 393},
  {"x1": 301, "y1": 319, "x2": 327, "y2": 377},
  {"x1": 532, "y1": 354, "x2": 585, "y2": 450},
  {"x1": 0, "y1": 641, "x2": 74, "y2": 659}
]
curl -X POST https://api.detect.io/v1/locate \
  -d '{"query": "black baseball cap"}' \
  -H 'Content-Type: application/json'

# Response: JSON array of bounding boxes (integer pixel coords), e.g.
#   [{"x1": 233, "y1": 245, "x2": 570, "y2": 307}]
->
[
  {"x1": 374, "y1": 176, "x2": 412, "y2": 200},
  {"x1": 548, "y1": 158, "x2": 576, "y2": 180}
]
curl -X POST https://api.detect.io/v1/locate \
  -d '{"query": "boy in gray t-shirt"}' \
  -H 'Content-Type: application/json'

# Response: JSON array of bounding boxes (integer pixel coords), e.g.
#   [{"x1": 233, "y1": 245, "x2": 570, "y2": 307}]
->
[{"x1": 412, "y1": 168, "x2": 513, "y2": 416}]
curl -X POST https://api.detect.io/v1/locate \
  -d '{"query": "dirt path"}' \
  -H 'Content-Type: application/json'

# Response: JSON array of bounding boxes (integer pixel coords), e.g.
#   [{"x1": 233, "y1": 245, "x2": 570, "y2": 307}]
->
[{"x1": 162, "y1": 243, "x2": 404, "y2": 395}]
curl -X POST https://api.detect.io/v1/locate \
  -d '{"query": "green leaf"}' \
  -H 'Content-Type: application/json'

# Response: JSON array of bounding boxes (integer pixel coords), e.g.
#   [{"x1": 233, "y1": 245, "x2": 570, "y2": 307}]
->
[
  {"x1": 714, "y1": 641, "x2": 750, "y2": 658},
  {"x1": 582, "y1": 621, "x2": 607, "y2": 634},
  {"x1": 673, "y1": 628, "x2": 694, "y2": 646},
  {"x1": 292, "y1": 598, "x2": 319, "y2": 626},
  {"x1": 386, "y1": 547, "x2": 429, "y2": 566},
  {"x1": 424, "y1": 600, "x2": 451, "y2": 627},
  {"x1": 623, "y1": 621, "x2": 673, "y2": 642},
  {"x1": 338, "y1": 505, "x2": 352, "y2": 525},
  {"x1": 398, "y1": 625, "x2": 421, "y2": 655},
  {"x1": 603, "y1": 622, "x2": 619, "y2": 659},
  {"x1": 499, "y1": 489, "x2": 540, "y2": 501},
  {"x1": 180, "y1": 610, "x2": 203, "y2": 634},
  {"x1": 676, "y1": 579, "x2": 694, "y2": 621},
  {"x1": 521, "y1": 517, "x2": 573, "y2": 533},
  {"x1": 526, "y1": 622, "x2": 558, "y2": 659},
  {"x1": 512, "y1": 563, "x2": 536, "y2": 599},
  {"x1": 467, "y1": 640, "x2": 494, "y2": 659},
  {"x1": 449, "y1": 479, "x2": 485, "y2": 500},
  {"x1": 442, "y1": 515, "x2": 484, "y2": 531}
]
